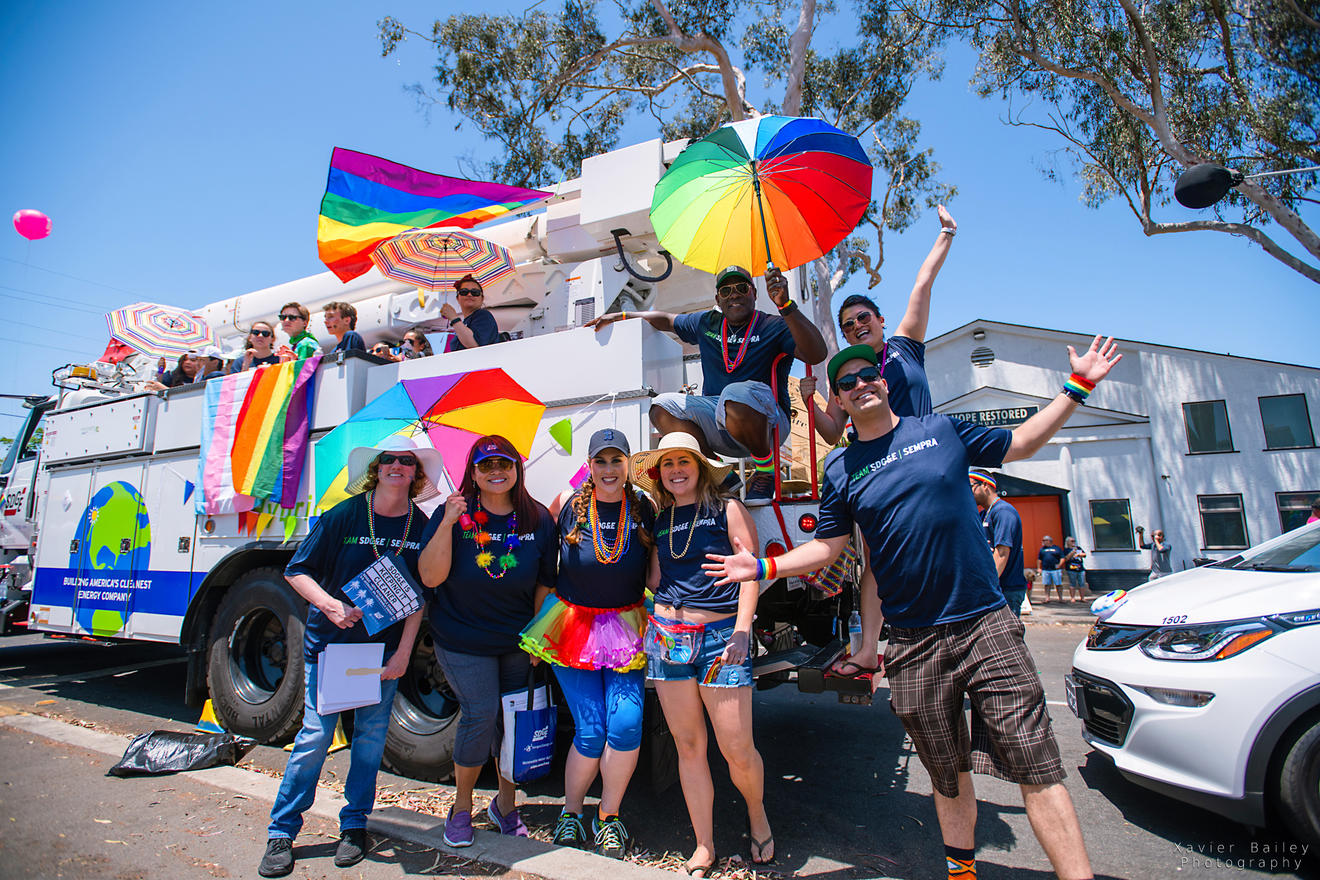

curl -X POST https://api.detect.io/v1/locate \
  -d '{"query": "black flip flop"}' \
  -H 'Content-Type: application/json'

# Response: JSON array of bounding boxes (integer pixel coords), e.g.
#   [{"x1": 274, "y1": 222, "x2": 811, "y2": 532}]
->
[
  {"x1": 829, "y1": 659, "x2": 880, "y2": 678},
  {"x1": 750, "y1": 834, "x2": 775, "y2": 864}
]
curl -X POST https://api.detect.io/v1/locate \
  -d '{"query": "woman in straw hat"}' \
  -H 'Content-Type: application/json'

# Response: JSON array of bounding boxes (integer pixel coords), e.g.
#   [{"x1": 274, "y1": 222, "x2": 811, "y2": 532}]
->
[
  {"x1": 418, "y1": 435, "x2": 558, "y2": 848},
  {"x1": 521, "y1": 428, "x2": 656, "y2": 858},
  {"x1": 260, "y1": 436, "x2": 439, "y2": 878},
  {"x1": 631, "y1": 432, "x2": 773, "y2": 876}
]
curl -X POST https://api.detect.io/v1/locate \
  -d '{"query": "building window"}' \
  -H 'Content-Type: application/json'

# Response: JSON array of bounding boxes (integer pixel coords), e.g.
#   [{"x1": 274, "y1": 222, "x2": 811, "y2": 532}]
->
[
  {"x1": 1198, "y1": 494, "x2": 1249, "y2": 549},
  {"x1": 1259, "y1": 394, "x2": 1315, "y2": 450},
  {"x1": 1276, "y1": 491, "x2": 1319, "y2": 533},
  {"x1": 1183, "y1": 400, "x2": 1235, "y2": 454},
  {"x1": 1090, "y1": 499, "x2": 1134, "y2": 550}
]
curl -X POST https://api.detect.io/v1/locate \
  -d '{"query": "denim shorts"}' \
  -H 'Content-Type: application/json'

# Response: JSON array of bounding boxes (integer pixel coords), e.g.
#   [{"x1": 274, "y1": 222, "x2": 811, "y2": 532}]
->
[
  {"x1": 652, "y1": 381, "x2": 790, "y2": 458},
  {"x1": 645, "y1": 616, "x2": 752, "y2": 688},
  {"x1": 1041, "y1": 569, "x2": 1062, "y2": 586}
]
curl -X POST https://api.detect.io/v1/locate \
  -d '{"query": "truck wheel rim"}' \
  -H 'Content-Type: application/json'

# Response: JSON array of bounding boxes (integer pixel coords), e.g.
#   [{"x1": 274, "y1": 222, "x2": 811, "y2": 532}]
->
[
  {"x1": 392, "y1": 635, "x2": 458, "y2": 736},
  {"x1": 228, "y1": 608, "x2": 287, "y2": 704}
]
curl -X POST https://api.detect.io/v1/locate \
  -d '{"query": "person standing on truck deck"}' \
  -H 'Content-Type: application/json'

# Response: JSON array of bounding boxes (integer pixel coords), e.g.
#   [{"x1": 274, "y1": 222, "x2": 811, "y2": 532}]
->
[
  {"x1": 630, "y1": 431, "x2": 772, "y2": 876},
  {"x1": 521, "y1": 428, "x2": 656, "y2": 859},
  {"x1": 259, "y1": 436, "x2": 437, "y2": 878},
  {"x1": 417, "y1": 435, "x2": 558, "y2": 847},
  {"x1": 439, "y1": 274, "x2": 500, "y2": 351},
  {"x1": 705, "y1": 338, "x2": 1122, "y2": 880},
  {"x1": 1063, "y1": 537, "x2": 1087, "y2": 602},
  {"x1": 1037, "y1": 536, "x2": 1065, "y2": 603},
  {"x1": 1135, "y1": 526, "x2": 1173, "y2": 579},
  {"x1": 969, "y1": 470, "x2": 1028, "y2": 616},
  {"x1": 278, "y1": 302, "x2": 320, "y2": 361},
  {"x1": 232, "y1": 321, "x2": 281, "y2": 372},
  {"x1": 588, "y1": 266, "x2": 827, "y2": 507},
  {"x1": 323, "y1": 301, "x2": 366, "y2": 353},
  {"x1": 198, "y1": 345, "x2": 228, "y2": 381}
]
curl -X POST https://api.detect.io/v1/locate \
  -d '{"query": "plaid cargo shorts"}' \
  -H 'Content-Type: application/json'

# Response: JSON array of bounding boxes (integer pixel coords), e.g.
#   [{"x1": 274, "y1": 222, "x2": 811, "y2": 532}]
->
[{"x1": 884, "y1": 604, "x2": 1065, "y2": 798}]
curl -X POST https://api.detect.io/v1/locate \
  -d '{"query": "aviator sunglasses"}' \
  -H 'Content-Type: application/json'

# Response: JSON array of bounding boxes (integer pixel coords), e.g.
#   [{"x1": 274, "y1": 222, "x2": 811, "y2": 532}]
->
[
  {"x1": 840, "y1": 312, "x2": 878, "y2": 333},
  {"x1": 475, "y1": 457, "x2": 514, "y2": 473},
  {"x1": 377, "y1": 453, "x2": 418, "y2": 466},
  {"x1": 717, "y1": 281, "x2": 751, "y2": 299},
  {"x1": 835, "y1": 365, "x2": 882, "y2": 392}
]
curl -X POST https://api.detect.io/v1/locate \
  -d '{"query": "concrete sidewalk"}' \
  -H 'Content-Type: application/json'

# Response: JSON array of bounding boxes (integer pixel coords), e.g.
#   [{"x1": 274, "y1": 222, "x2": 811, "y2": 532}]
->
[{"x1": 0, "y1": 706, "x2": 678, "y2": 880}]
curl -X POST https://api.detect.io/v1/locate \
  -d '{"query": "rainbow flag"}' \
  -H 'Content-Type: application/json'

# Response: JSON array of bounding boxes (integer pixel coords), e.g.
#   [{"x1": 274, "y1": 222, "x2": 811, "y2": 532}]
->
[
  {"x1": 197, "y1": 356, "x2": 320, "y2": 515},
  {"x1": 317, "y1": 148, "x2": 552, "y2": 282}
]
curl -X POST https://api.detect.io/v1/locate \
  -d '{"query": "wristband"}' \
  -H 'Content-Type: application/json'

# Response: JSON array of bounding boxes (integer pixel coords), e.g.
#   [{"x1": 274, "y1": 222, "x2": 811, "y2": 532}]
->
[
  {"x1": 1063, "y1": 373, "x2": 1095, "y2": 405},
  {"x1": 940, "y1": 227, "x2": 956, "y2": 237},
  {"x1": 755, "y1": 556, "x2": 778, "y2": 581},
  {"x1": 621, "y1": 311, "x2": 626, "y2": 320},
  {"x1": 777, "y1": 300, "x2": 798, "y2": 316}
]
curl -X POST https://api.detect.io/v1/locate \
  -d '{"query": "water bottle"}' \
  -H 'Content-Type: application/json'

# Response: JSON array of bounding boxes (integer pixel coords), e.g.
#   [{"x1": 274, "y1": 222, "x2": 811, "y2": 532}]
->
[{"x1": 847, "y1": 610, "x2": 863, "y2": 656}]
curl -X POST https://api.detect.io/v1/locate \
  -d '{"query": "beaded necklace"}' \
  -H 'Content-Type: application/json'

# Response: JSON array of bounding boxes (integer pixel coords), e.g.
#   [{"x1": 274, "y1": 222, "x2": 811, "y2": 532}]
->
[
  {"x1": 471, "y1": 496, "x2": 520, "y2": 579},
  {"x1": 365, "y1": 491, "x2": 414, "y2": 559},
  {"x1": 590, "y1": 491, "x2": 631, "y2": 564},
  {"x1": 666, "y1": 504, "x2": 700, "y2": 559},
  {"x1": 720, "y1": 312, "x2": 758, "y2": 373}
]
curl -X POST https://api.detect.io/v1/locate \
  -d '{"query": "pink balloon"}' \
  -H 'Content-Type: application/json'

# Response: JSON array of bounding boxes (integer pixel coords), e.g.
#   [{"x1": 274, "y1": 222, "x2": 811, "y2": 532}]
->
[{"x1": 13, "y1": 209, "x2": 51, "y2": 241}]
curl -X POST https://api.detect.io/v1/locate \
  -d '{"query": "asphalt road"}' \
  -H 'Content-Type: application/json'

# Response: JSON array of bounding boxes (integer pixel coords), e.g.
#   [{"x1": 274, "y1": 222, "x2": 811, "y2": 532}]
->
[{"x1": 0, "y1": 623, "x2": 1315, "y2": 880}]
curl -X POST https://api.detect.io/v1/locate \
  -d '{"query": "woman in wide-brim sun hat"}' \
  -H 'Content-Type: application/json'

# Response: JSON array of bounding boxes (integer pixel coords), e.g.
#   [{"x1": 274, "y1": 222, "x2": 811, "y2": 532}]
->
[
  {"x1": 263, "y1": 435, "x2": 433, "y2": 876},
  {"x1": 633, "y1": 431, "x2": 773, "y2": 876}
]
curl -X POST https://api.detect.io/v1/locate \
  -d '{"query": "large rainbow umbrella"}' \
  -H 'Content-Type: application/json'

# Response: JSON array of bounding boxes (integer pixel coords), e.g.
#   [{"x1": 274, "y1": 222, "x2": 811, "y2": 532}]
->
[
  {"x1": 650, "y1": 115, "x2": 873, "y2": 275},
  {"x1": 314, "y1": 369, "x2": 544, "y2": 510},
  {"x1": 369, "y1": 229, "x2": 515, "y2": 292},
  {"x1": 106, "y1": 302, "x2": 220, "y2": 358}
]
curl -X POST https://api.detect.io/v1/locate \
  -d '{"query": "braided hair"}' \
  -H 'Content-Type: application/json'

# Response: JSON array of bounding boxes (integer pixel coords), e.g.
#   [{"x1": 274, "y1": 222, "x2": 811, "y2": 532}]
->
[{"x1": 563, "y1": 476, "x2": 653, "y2": 552}]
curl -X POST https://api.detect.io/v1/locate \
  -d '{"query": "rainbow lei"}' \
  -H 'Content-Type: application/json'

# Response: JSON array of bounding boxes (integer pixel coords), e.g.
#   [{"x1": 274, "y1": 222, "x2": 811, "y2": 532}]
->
[
  {"x1": 590, "y1": 493, "x2": 631, "y2": 565},
  {"x1": 721, "y1": 312, "x2": 758, "y2": 373},
  {"x1": 472, "y1": 498, "x2": 520, "y2": 579}
]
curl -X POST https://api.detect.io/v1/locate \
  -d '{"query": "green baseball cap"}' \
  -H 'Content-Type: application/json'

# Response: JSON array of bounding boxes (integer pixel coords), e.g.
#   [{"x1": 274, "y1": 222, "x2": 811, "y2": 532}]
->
[{"x1": 827, "y1": 343, "x2": 880, "y2": 391}]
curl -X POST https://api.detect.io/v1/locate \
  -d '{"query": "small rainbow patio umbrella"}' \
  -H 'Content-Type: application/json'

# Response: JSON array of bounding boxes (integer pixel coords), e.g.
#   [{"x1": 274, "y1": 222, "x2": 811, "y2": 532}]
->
[
  {"x1": 650, "y1": 115, "x2": 873, "y2": 276},
  {"x1": 106, "y1": 302, "x2": 220, "y2": 358},
  {"x1": 314, "y1": 368, "x2": 544, "y2": 511},
  {"x1": 369, "y1": 229, "x2": 515, "y2": 292}
]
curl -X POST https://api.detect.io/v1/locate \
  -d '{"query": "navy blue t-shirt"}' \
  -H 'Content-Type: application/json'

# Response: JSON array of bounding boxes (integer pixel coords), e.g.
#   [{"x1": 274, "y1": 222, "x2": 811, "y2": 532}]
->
[
  {"x1": 817, "y1": 414, "x2": 1012, "y2": 628},
  {"x1": 229, "y1": 353, "x2": 281, "y2": 373},
  {"x1": 334, "y1": 330, "x2": 366, "y2": 353},
  {"x1": 673, "y1": 310, "x2": 796, "y2": 417},
  {"x1": 881, "y1": 335, "x2": 932, "y2": 418},
  {"x1": 286, "y1": 492, "x2": 429, "y2": 663},
  {"x1": 450, "y1": 308, "x2": 500, "y2": 350},
  {"x1": 421, "y1": 504, "x2": 558, "y2": 655},
  {"x1": 983, "y1": 499, "x2": 1027, "y2": 589},
  {"x1": 1038, "y1": 544, "x2": 1065, "y2": 571},
  {"x1": 555, "y1": 497, "x2": 654, "y2": 609},
  {"x1": 654, "y1": 502, "x2": 740, "y2": 613}
]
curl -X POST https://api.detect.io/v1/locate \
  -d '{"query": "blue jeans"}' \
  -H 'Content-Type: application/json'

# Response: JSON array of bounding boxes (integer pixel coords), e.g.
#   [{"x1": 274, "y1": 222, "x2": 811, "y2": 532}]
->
[
  {"x1": 552, "y1": 665, "x2": 645, "y2": 757},
  {"x1": 267, "y1": 662, "x2": 400, "y2": 839}
]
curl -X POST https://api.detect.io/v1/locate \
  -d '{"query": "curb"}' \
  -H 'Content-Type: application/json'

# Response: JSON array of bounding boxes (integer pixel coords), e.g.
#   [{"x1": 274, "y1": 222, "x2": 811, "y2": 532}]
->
[{"x1": 0, "y1": 712, "x2": 677, "y2": 880}]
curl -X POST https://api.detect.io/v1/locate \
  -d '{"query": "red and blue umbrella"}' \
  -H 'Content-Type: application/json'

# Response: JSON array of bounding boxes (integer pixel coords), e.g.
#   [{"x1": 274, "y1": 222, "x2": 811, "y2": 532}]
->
[{"x1": 650, "y1": 115, "x2": 873, "y2": 275}]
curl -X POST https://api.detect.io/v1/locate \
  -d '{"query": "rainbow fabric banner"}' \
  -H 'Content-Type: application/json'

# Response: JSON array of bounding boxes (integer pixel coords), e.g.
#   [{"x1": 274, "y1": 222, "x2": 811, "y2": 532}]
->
[
  {"x1": 197, "y1": 356, "x2": 321, "y2": 515},
  {"x1": 317, "y1": 148, "x2": 552, "y2": 282}
]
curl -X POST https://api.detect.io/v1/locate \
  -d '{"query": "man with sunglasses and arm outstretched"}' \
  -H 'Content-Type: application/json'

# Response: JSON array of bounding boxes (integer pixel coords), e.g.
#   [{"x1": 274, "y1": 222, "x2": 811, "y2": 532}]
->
[
  {"x1": 705, "y1": 336, "x2": 1121, "y2": 880},
  {"x1": 588, "y1": 265, "x2": 827, "y2": 505}
]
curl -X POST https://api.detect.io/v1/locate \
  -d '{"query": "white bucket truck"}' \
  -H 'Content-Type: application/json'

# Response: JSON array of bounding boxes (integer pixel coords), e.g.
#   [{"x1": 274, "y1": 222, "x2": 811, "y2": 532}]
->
[{"x1": 0, "y1": 137, "x2": 863, "y2": 782}]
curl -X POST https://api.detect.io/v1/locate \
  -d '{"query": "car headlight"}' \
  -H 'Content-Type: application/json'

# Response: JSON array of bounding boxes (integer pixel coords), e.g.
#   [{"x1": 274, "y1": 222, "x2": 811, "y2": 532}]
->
[{"x1": 1139, "y1": 620, "x2": 1276, "y2": 661}]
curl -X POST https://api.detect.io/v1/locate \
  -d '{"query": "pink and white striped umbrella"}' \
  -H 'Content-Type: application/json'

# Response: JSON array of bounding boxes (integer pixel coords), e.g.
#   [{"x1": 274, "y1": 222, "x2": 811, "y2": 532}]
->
[
  {"x1": 369, "y1": 229, "x2": 515, "y2": 292},
  {"x1": 106, "y1": 302, "x2": 219, "y2": 358}
]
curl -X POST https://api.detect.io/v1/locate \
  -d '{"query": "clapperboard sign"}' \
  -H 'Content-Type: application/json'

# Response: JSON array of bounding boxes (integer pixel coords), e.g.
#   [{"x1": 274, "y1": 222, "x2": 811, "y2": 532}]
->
[{"x1": 341, "y1": 554, "x2": 423, "y2": 635}]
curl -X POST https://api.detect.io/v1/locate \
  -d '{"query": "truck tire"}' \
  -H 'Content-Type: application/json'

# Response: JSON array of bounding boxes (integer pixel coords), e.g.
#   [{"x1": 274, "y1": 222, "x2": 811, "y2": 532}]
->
[
  {"x1": 382, "y1": 631, "x2": 460, "y2": 782},
  {"x1": 206, "y1": 568, "x2": 305, "y2": 743},
  {"x1": 1276, "y1": 716, "x2": 1320, "y2": 849}
]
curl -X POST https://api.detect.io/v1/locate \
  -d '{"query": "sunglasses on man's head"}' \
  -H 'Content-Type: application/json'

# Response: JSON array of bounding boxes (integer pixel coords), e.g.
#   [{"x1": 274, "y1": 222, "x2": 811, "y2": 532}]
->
[
  {"x1": 457, "y1": 288, "x2": 483, "y2": 297},
  {"x1": 250, "y1": 328, "x2": 273, "y2": 337},
  {"x1": 716, "y1": 281, "x2": 752, "y2": 299},
  {"x1": 840, "y1": 312, "x2": 878, "y2": 332},
  {"x1": 378, "y1": 454, "x2": 418, "y2": 466},
  {"x1": 475, "y1": 457, "x2": 514, "y2": 473},
  {"x1": 279, "y1": 314, "x2": 302, "y2": 322},
  {"x1": 835, "y1": 365, "x2": 882, "y2": 392}
]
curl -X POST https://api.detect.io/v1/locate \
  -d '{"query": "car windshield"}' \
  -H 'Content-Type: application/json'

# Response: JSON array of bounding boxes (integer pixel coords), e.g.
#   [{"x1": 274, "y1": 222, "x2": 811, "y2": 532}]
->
[{"x1": 1218, "y1": 524, "x2": 1320, "y2": 572}]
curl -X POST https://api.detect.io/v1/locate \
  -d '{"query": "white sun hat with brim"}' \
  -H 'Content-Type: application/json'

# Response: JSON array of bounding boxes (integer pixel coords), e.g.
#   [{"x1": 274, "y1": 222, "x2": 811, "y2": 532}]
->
[
  {"x1": 629, "y1": 431, "x2": 733, "y2": 498},
  {"x1": 343, "y1": 435, "x2": 447, "y2": 503}
]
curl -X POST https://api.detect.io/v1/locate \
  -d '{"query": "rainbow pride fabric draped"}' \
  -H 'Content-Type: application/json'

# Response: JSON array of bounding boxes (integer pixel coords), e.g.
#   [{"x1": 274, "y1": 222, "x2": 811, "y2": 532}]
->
[
  {"x1": 317, "y1": 148, "x2": 552, "y2": 282},
  {"x1": 197, "y1": 355, "x2": 321, "y2": 515}
]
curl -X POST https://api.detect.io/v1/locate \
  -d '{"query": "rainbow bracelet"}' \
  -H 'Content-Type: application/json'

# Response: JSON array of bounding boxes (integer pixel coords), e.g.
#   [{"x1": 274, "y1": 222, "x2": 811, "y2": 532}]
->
[
  {"x1": 1062, "y1": 373, "x2": 1095, "y2": 405},
  {"x1": 754, "y1": 557, "x2": 778, "y2": 581}
]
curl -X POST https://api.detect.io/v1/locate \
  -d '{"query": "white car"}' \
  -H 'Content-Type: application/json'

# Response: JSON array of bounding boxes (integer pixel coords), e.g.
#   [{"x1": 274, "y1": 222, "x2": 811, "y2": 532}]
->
[{"x1": 1067, "y1": 521, "x2": 1320, "y2": 848}]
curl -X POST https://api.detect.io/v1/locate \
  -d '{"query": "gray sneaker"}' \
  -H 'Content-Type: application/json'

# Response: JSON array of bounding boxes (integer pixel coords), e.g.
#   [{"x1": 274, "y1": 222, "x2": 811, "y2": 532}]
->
[
  {"x1": 258, "y1": 837, "x2": 294, "y2": 877},
  {"x1": 743, "y1": 470, "x2": 777, "y2": 506}
]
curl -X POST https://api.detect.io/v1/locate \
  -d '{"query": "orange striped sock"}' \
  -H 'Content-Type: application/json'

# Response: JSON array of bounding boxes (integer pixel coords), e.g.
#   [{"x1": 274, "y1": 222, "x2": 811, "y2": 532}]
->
[{"x1": 945, "y1": 845, "x2": 976, "y2": 878}]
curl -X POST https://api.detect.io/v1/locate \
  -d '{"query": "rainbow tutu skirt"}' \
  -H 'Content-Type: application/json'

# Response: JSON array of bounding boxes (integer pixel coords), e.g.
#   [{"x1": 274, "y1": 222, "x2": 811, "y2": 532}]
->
[{"x1": 520, "y1": 595, "x2": 647, "y2": 672}]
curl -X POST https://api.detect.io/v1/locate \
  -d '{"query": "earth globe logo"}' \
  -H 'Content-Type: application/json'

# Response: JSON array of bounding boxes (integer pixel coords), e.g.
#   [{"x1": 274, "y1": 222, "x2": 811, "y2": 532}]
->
[{"x1": 68, "y1": 481, "x2": 152, "y2": 636}]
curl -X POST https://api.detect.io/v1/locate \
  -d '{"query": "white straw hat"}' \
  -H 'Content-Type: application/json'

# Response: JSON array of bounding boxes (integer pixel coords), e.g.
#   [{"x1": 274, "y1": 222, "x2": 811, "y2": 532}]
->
[
  {"x1": 629, "y1": 432, "x2": 733, "y2": 497},
  {"x1": 343, "y1": 435, "x2": 446, "y2": 502}
]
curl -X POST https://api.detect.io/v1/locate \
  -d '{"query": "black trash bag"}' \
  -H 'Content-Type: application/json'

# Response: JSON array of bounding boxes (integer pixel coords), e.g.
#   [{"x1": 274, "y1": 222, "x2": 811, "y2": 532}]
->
[{"x1": 107, "y1": 730, "x2": 257, "y2": 777}]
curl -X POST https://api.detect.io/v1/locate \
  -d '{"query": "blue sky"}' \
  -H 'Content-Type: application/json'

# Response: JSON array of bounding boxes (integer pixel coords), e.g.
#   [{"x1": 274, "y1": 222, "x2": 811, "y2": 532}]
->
[{"x1": 2, "y1": 0, "x2": 1316, "y2": 435}]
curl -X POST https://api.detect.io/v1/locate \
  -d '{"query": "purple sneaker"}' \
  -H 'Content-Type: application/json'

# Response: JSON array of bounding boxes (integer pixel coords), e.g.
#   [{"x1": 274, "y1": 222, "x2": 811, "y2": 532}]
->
[
  {"x1": 487, "y1": 798, "x2": 529, "y2": 837},
  {"x1": 443, "y1": 808, "x2": 474, "y2": 847}
]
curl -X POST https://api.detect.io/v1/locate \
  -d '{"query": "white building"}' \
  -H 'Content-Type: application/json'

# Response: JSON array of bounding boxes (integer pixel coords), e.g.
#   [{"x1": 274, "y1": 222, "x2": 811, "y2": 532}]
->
[{"x1": 925, "y1": 320, "x2": 1320, "y2": 591}]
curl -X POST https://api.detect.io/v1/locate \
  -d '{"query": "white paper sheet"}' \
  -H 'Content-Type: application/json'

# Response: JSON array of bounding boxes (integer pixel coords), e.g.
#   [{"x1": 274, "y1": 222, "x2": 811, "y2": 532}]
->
[{"x1": 317, "y1": 642, "x2": 384, "y2": 714}]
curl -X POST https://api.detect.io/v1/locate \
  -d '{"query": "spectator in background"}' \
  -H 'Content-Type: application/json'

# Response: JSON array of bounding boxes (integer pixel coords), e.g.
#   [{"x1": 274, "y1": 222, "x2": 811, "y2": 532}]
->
[
  {"x1": 1063, "y1": 537, "x2": 1087, "y2": 602},
  {"x1": 1136, "y1": 526, "x2": 1173, "y2": 580},
  {"x1": 279, "y1": 302, "x2": 319, "y2": 360},
  {"x1": 324, "y1": 301, "x2": 366, "y2": 353},
  {"x1": 233, "y1": 321, "x2": 281, "y2": 373},
  {"x1": 153, "y1": 351, "x2": 201, "y2": 388},
  {"x1": 969, "y1": 471, "x2": 1028, "y2": 616},
  {"x1": 370, "y1": 341, "x2": 400, "y2": 362},
  {"x1": 198, "y1": 346, "x2": 228, "y2": 381},
  {"x1": 402, "y1": 327, "x2": 432, "y2": 359},
  {"x1": 440, "y1": 275, "x2": 500, "y2": 351},
  {"x1": 1308, "y1": 499, "x2": 1320, "y2": 524},
  {"x1": 1037, "y1": 536, "x2": 1065, "y2": 603}
]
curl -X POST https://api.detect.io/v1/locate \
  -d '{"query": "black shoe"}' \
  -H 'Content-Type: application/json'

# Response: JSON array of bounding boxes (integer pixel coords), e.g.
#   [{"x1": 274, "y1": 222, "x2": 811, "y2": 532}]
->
[
  {"x1": 594, "y1": 814, "x2": 632, "y2": 859},
  {"x1": 552, "y1": 810, "x2": 588, "y2": 848},
  {"x1": 720, "y1": 470, "x2": 743, "y2": 493},
  {"x1": 333, "y1": 829, "x2": 368, "y2": 868},
  {"x1": 743, "y1": 470, "x2": 777, "y2": 506},
  {"x1": 258, "y1": 837, "x2": 294, "y2": 877}
]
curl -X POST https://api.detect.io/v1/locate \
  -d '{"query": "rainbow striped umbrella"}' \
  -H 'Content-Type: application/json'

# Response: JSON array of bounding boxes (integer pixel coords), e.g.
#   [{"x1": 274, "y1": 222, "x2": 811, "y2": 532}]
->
[
  {"x1": 650, "y1": 115, "x2": 873, "y2": 275},
  {"x1": 106, "y1": 302, "x2": 219, "y2": 358},
  {"x1": 369, "y1": 229, "x2": 515, "y2": 291}
]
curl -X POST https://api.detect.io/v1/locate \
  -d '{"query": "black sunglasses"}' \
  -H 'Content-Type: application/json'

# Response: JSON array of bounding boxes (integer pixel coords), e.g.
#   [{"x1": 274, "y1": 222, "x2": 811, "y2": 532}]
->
[
  {"x1": 840, "y1": 312, "x2": 878, "y2": 332},
  {"x1": 250, "y1": 328, "x2": 273, "y2": 337},
  {"x1": 475, "y1": 457, "x2": 514, "y2": 472},
  {"x1": 835, "y1": 365, "x2": 882, "y2": 392},
  {"x1": 378, "y1": 453, "x2": 418, "y2": 466},
  {"x1": 457, "y1": 288, "x2": 484, "y2": 297},
  {"x1": 279, "y1": 313, "x2": 302, "y2": 322},
  {"x1": 717, "y1": 281, "x2": 751, "y2": 299}
]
